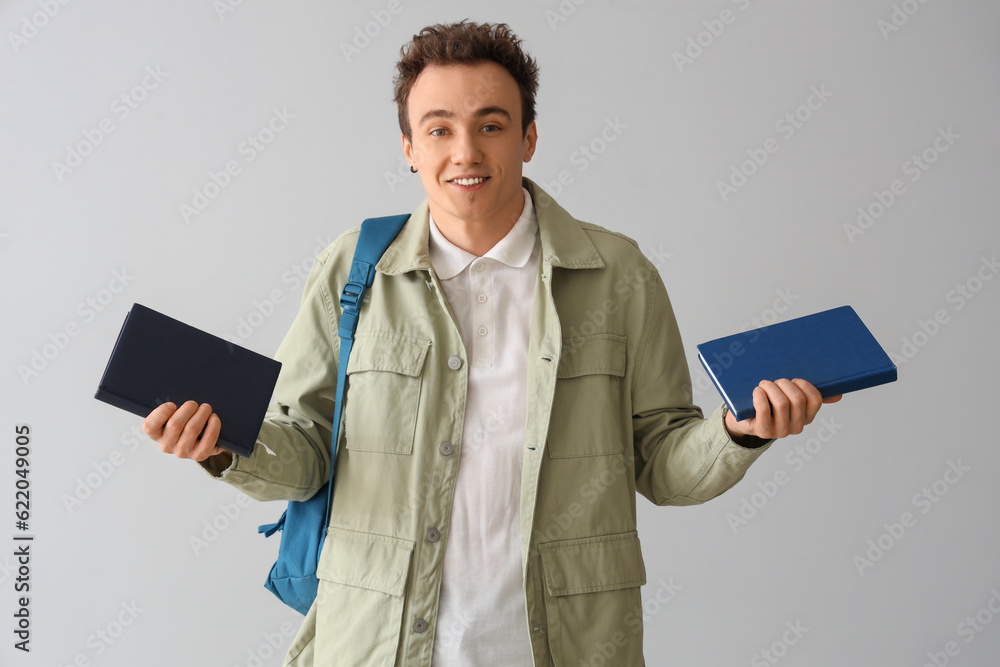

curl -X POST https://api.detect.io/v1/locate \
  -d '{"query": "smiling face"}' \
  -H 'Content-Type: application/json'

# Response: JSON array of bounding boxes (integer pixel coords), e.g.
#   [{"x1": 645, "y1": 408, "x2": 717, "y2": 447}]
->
[{"x1": 401, "y1": 60, "x2": 537, "y2": 242}]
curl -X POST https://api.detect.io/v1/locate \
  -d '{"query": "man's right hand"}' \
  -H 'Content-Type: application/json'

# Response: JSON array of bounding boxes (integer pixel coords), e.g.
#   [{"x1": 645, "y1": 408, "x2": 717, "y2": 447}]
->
[{"x1": 143, "y1": 400, "x2": 230, "y2": 463}]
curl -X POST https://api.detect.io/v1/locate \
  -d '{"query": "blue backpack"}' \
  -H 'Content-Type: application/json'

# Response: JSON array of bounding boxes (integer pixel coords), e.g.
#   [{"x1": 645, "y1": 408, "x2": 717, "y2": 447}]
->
[{"x1": 257, "y1": 214, "x2": 409, "y2": 615}]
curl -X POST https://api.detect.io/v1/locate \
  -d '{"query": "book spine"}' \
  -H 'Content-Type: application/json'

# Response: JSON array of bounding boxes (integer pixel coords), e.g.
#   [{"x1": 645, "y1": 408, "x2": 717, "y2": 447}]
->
[
  {"x1": 698, "y1": 353, "x2": 752, "y2": 421},
  {"x1": 818, "y1": 366, "x2": 898, "y2": 398},
  {"x1": 93, "y1": 389, "x2": 153, "y2": 421},
  {"x1": 217, "y1": 436, "x2": 252, "y2": 459}
]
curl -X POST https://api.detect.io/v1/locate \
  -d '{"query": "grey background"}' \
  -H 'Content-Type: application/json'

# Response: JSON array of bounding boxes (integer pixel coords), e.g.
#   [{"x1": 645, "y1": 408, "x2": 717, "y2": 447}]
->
[{"x1": 2, "y1": 0, "x2": 998, "y2": 665}]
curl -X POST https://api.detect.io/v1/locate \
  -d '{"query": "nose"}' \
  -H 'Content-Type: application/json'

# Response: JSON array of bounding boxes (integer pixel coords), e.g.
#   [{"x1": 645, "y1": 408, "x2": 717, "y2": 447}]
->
[{"x1": 451, "y1": 128, "x2": 483, "y2": 166}]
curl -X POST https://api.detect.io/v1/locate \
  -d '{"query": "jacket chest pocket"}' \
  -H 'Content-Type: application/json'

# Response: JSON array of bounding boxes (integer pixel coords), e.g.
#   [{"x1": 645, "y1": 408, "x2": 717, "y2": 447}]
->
[
  {"x1": 547, "y1": 334, "x2": 627, "y2": 458},
  {"x1": 344, "y1": 333, "x2": 431, "y2": 455}
]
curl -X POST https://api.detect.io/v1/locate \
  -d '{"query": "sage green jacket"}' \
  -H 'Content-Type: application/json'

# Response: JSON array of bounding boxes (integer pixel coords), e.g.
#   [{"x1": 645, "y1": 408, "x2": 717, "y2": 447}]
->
[{"x1": 200, "y1": 178, "x2": 772, "y2": 666}]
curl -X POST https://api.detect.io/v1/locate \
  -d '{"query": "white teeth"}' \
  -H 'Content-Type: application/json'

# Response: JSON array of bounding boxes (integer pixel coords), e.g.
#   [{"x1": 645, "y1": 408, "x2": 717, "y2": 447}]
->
[{"x1": 453, "y1": 177, "x2": 485, "y2": 186}]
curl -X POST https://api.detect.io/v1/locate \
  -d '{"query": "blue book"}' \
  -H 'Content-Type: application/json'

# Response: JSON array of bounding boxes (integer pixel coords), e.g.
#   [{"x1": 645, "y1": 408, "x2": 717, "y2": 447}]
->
[{"x1": 696, "y1": 305, "x2": 896, "y2": 421}]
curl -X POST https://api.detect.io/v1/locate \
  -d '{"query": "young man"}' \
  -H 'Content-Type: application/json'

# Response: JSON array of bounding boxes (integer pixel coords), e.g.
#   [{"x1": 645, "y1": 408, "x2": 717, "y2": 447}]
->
[{"x1": 144, "y1": 21, "x2": 839, "y2": 666}]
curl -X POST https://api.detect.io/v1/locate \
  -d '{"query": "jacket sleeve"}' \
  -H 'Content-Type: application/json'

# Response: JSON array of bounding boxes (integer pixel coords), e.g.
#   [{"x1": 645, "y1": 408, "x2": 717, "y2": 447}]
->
[
  {"x1": 631, "y1": 267, "x2": 773, "y2": 506},
  {"x1": 195, "y1": 241, "x2": 347, "y2": 502}
]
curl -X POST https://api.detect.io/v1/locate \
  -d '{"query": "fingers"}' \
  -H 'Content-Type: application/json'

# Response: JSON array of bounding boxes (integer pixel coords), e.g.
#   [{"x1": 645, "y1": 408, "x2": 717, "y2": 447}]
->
[
  {"x1": 750, "y1": 385, "x2": 772, "y2": 435},
  {"x1": 756, "y1": 380, "x2": 790, "y2": 437},
  {"x1": 791, "y1": 378, "x2": 823, "y2": 426},
  {"x1": 750, "y1": 379, "x2": 841, "y2": 440},
  {"x1": 143, "y1": 402, "x2": 177, "y2": 440},
  {"x1": 197, "y1": 414, "x2": 225, "y2": 461},
  {"x1": 145, "y1": 400, "x2": 222, "y2": 460},
  {"x1": 777, "y1": 379, "x2": 806, "y2": 434},
  {"x1": 754, "y1": 379, "x2": 809, "y2": 438}
]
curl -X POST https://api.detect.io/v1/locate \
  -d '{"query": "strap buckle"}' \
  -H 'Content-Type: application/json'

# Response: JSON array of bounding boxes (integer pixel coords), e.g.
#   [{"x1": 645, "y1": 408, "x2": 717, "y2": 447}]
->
[{"x1": 339, "y1": 281, "x2": 366, "y2": 312}]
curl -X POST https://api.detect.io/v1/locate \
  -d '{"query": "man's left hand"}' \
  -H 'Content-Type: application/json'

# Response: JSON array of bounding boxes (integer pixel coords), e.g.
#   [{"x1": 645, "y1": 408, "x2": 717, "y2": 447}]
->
[{"x1": 724, "y1": 378, "x2": 842, "y2": 443}]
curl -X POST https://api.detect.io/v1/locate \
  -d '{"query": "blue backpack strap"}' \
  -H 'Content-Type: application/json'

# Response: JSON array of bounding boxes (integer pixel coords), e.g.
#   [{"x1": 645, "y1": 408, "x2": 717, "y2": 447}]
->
[
  {"x1": 321, "y1": 214, "x2": 409, "y2": 531},
  {"x1": 256, "y1": 214, "x2": 408, "y2": 616}
]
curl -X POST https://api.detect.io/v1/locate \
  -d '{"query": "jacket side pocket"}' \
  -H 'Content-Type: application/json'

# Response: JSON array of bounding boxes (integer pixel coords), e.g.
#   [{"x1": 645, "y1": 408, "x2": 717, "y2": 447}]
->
[
  {"x1": 314, "y1": 526, "x2": 415, "y2": 666},
  {"x1": 538, "y1": 530, "x2": 647, "y2": 666}
]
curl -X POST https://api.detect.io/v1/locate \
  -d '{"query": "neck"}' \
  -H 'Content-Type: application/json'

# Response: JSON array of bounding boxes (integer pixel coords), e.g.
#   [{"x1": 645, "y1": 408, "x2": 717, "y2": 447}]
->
[{"x1": 430, "y1": 190, "x2": 525, "y2": 257}]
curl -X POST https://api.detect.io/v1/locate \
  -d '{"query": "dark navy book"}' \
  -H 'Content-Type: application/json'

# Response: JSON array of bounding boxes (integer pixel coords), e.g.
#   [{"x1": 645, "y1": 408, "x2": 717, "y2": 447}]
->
[
  {"x1": 696, "y1": 305, "x2": 896, "y2": 421},
  {"x1": 94, "y1": 303, "x2": 281, "y2": 457}
]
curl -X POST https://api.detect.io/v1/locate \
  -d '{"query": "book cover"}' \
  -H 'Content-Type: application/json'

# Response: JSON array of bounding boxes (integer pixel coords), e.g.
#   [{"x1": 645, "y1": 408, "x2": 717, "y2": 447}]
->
[
  {"x1": 696, "y1": 305, "x2": 896, "y2": 421},
  {"x1": 94, "y1": 303, "x2": 281, "y2": 457}
]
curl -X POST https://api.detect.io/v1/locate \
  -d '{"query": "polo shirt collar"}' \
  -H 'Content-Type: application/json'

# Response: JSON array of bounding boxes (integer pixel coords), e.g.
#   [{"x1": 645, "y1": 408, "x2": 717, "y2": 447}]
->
[{"x1": 427, "y1": 187, "x2": 538, "y2": 280}]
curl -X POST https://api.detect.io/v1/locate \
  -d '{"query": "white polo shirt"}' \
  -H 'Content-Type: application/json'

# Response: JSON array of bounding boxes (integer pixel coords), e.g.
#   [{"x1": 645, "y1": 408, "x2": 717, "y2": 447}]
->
[{"x1": 428, "y1": 187, "x2": 538, "y2": 666}]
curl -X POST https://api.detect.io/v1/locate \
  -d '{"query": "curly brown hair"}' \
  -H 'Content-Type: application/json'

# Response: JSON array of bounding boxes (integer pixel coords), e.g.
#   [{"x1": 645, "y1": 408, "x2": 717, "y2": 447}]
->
[{"x1": 393, "y1": 20, "x2": 539, "y2": 140}]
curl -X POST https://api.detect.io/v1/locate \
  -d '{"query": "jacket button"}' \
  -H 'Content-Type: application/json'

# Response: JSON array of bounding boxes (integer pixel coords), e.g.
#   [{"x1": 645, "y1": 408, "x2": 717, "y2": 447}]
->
[
  {"x1": 412, "y1": 617, "x2": 428, "y2": 633},
  {"x1": 439, "y1": 441, "x2": 454, "y2": 456},
  {"x1": 447, "y1": 355, "x2": 463, "y2": 370},
  {"x1": 426, "y1": 527, "x2": 441, "y2": 543}
]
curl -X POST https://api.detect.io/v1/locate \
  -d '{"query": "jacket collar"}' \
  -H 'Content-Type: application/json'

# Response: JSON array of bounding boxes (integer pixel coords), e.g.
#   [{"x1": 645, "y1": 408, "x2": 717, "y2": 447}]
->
[{"x1": 376, "y1": 177, "x2": 605, "y2": 275}]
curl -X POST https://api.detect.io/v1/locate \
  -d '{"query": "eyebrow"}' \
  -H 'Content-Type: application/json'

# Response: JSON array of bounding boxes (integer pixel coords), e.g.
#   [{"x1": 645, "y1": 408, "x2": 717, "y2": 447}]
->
[{"x1": 417, "y1": 106, "x2": 513, "y2": 128}]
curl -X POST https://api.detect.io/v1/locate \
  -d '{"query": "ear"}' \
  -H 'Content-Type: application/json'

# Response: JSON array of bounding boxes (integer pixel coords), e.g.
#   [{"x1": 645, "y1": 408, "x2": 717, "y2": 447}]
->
[
  {"x1": 401, "y1": 132, "x2": 415, "y2": 169},
  {"x1": 522, "y1": 121, "x2": 538, "y2": 163}
]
